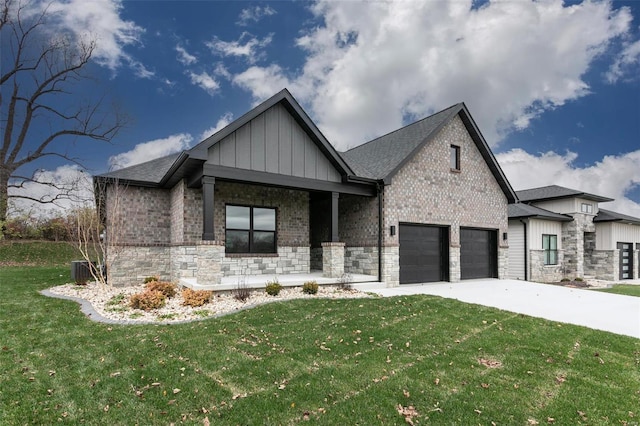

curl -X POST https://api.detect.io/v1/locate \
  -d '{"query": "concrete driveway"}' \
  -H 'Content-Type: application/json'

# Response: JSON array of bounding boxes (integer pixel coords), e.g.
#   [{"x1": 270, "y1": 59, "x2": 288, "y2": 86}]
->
[{"x1": 360, "y1": 279, "x2": 640, "y2": 339}]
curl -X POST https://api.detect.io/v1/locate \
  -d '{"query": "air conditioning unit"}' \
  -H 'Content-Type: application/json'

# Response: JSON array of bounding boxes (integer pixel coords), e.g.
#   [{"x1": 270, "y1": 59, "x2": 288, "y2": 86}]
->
[{"x1": 70, "y1": 260, "x2": 92, "y2": 284}]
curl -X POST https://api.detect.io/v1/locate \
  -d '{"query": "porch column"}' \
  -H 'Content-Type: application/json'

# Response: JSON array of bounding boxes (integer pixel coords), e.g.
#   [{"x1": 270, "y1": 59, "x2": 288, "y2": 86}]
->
[
  {"x1": 202, "y1": 176, "x2": 215, "y2": 241},
  {"x1": 330, "y1": 192, "x2": 339, "y2": 242}
]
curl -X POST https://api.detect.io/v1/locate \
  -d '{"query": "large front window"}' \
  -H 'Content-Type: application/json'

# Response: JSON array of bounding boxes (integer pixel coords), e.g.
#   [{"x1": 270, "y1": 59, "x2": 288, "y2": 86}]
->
[
  {"x1": 225, "y1": 205, "x2": 276, "y2": 254},
  {"x1": 542, "y1": 234, "x2": 558, "y2": 265}
]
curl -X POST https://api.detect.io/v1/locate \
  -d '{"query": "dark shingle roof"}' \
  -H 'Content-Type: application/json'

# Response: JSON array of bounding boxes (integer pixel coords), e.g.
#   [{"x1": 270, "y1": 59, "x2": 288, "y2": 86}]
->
[
  {"x1": 508, "y1": 203, "x2": 573, "y2": 221},
  {"x1": 96, "y1": 153, "x2": 182, "y2": 185},
  {"x1": 516, "y1": 185, "x2": 613, "y2": 203},
  {"x1": 341, "y1": 104, "x2": 461, "y2": 180},
  {"x1": 594, "y1": 208, "x2": 640, "y2": 224}
]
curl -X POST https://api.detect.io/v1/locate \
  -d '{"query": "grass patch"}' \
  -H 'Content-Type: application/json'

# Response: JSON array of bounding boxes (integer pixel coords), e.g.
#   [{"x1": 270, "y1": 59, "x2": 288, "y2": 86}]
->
[
  {"x1": 595, "y1": 284, "x2": 640, "y2": 297},
  {"x1": 1, "y1": 266, "x2": 639, "y2": 425},
  {"x1": 0, "y1": 240, "x2": 83, "y2": 266}
]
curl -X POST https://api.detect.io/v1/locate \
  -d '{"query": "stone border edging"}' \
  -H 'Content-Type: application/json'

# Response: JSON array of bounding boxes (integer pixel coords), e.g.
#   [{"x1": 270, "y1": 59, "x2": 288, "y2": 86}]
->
[{"x1": 38, "y1": 289, "x2": 264, "y2": 325}]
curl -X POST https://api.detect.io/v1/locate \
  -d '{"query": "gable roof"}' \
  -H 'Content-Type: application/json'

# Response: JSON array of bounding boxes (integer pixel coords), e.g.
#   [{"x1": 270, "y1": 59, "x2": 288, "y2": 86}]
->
[
  {"x1": 516, "y1": 185, "x2": 613, "y2": 203},
  {"x1": 594, "y1": 208, "x2": 640, "y2": 225},
  {"x1": 189, "y1": 89, "x2": 354, "y2": 176},
  {"x1": 342, "y1": 103, "x2": 517, "y2": 203},
  {"x1": 508, "y1": 203, "x2": 573, "y2": 221}
]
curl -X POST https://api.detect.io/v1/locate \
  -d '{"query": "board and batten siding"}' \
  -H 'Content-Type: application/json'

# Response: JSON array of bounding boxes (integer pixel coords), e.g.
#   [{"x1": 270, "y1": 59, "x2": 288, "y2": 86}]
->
[
  {"x1": 507, "y1": 220, "x2": 526, "y2": 280},
  {"x1": 595, "y1": 222, "x2": 640, "y2": 250},
  {"x1": 528, "y1": 219, "x2": 563, "y2": 250},
  {"x1": 207, "y1": 103, "x2": 342, "y2": 182}
]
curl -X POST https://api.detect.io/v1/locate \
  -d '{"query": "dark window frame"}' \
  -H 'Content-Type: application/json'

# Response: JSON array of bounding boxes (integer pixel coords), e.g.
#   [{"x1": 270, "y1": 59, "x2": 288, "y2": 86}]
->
[
  {"x1": 450, "y1": 145, "x2": 461, "y2": 172},
  {"x1": 225, "y1": 204, "x2": 277, "y2": 254},
  {"x1": 542, "y1": 234, "x2": 558, "y2": 266}
]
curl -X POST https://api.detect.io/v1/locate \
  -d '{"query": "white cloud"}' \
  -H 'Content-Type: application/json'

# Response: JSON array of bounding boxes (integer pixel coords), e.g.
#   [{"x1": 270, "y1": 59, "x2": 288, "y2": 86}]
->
[
  {"x1": 233, "y1": 65, "x2": 290, "y2": 104},
  {"x1": 497, "y1": 148, "x2": 640, "y2": 217},
  {"x1": 199, "y1": 112, "x2": 234, "y2": 141},
  {"x1": 606, "y1": 39, "x2": 640, "y2": 83},
  {"x1": 237, "y1": 5, "x2": 277, "y2": 26},
  {"x1": 108, "y1": 133, "x2": 194, "y2": 170},
  {"x1": 8, "y1": 165, "x2": 94, "y2": 219},
  {"x1": 24, "y1": 0, "x2": 145, "y2": 72},
  {"x1": 188, "y1": 71, "x2": 220, "y2": 95},
  {"x1": 230, "y1": 1, "x2": 635, "y2": 150},
  {"x1": 206, "y1": 32, "x2": 273, "y2": 64},
  {"x1": 176, "y1": 44, "x2": 198, "y2": 65}
]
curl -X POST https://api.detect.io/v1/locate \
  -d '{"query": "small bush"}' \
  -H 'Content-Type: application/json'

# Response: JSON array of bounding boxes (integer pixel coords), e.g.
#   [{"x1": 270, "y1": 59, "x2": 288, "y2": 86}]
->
[
  {"x1": 302, "y1": 281, "x2": 319, "y2": 295},
  {"x1": 144, "y1": 276, "x2": 159, "y2": 284},
  {"x1": 560, "y1": 278, "x2": 570, "y2": 282},
  {"x1": 182, "y1": 288, "x2": 212, "y2": 307},
  {"x1": 130, "y1": 290, "x2": 166, "y2": 311},
  {"x1": 265, "y1": 279, "x2": 282, "y2": 296},
  {"x1": 145, "y1": 281, "x2": 177, "y2": 298},
  {"x1": 574, "y1": 277, "x2": 584, "y2": 282},
  {"x1": 233, "y1": 283, "x2": 251, "y2": 302},
  {"x1": 338, "y1": 273, "x2": 353, "y2": 291}
]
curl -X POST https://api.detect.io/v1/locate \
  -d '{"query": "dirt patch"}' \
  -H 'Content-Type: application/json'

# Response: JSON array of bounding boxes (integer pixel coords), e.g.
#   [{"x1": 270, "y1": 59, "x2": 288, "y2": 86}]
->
[{"x1": 551, "y1": 280, "x2": 591, "y2": 289}]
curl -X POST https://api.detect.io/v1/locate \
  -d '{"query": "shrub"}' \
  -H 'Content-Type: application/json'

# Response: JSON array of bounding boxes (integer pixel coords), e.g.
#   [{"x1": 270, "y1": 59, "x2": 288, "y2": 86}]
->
[
  {"x1": 130, "y1": 290, "x2": 166, "y2": 311},
  {"x1": 233, "y1": 282, "x2": 251, "y2": 302},
  {"x1": 338, "y1": 272, "x2": 353, "y2": 291},
  {"x1": 560, "y1": 278, "x2": 570, "y2": 282},
  {"x1": 265, "y1": 279, "x2": 282, "y2": 296},
  {"x1": 302, "y1": 280, "x2": 319, "y2": 295},
  {"x1": 574, "y1": 277, "x2": 584, "y2": 282},
  {"x1": 144, "y1": 276, "x2": 159, "y2": 284},
  {"x1": 182, "y1": 288, "x2": 212, "y2": 307},
  {"x1": 145, "y1": 281, "x2": 177, "y2": 298}
]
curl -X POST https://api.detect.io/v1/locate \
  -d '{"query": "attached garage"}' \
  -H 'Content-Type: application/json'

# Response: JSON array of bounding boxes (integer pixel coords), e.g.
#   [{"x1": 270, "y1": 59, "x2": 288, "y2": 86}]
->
[
  {"x1": 399, "y1": 224, "x2": 449, "y2": 284},
  {"x1": 460, "y1": 228, "x2": 498, "y2": 279}
]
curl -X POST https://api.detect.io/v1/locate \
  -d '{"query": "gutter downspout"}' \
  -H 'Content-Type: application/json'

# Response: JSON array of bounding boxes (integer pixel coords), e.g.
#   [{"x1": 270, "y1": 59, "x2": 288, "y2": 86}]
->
[
  {"x1": 520, "y1": 219, "x2": 528, "y2": 281},
  {"x1": 377, "y1": 182, "x2": 383, "y2": 282}
]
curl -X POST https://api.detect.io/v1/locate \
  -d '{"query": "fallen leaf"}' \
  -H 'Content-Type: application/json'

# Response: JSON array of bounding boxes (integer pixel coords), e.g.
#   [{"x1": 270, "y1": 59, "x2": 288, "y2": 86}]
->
[
  {"x1": 103, "y1": 405, "x2": 109, "y2": 412},
  {"x1": 547, "y1": 417, "x2": 555, "y2": 423},
  {"x1": 434, "y1": 378, "x2": 440, "y2": 385},
  {"x1": 527, "y1": 419, "x2": 539, "y2": 425},
  {"x1": 203, "y1": 417, "x2": 210, "y2": 426},
  {"x1": 474, "y1": 409, "x2": 482, "y2": 414},
  {"x1": 110, "y1": 372, "x2": 121, "y2": 378},
  {"x1": 151, "y1": 382, "x2": 160, "y2": 386},
  {"x1": 481, "y1": 383, "x2": 490, "y2": 389},
  {"x1": 403, "y1": 389, "x2": 410, "y2": 398},
  {"x1": 173, "y1": 388, "x2": 181, "y2": 394},
  {"x1": 167, "y1": 399, "x2": 176, "y2": 405}
]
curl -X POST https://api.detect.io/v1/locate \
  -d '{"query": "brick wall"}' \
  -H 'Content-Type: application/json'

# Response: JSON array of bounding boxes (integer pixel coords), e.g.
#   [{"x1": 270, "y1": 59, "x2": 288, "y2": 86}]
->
[{"x1": 382, "y1": 115, "x2": 509, "y2": 282}]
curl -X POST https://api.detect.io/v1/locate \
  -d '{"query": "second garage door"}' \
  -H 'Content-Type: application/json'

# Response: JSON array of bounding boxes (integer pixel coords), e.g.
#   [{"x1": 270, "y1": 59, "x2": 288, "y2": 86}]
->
[
  {"x1": 399, "y1": 224, "x2": 449, "y2": 284},
  {"x1": 460, "y1": 228, "x2": 498, "y2": 280}
]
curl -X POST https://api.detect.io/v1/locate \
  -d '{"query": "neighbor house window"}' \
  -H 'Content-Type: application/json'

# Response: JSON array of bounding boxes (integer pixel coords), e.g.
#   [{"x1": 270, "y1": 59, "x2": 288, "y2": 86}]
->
[
  {"x1": 450, "y1": 145, "x2": 461, "y2": 171},
  {"x1": 225, "y1": 205, "x2": 276, "y2": 254},
  {"x1": 581, "y1": 203, "x2": 593, "y2": 214},
  {"x1": 542, "y1": 234, "x2": 558, "y2": 265}
]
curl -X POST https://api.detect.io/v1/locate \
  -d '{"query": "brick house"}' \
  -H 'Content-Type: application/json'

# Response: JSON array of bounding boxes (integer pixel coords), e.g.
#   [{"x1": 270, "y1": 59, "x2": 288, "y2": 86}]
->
[
  {"x1": 508, "y1": 185, "x2": 640, "y2": 282},
  {"x1": 96, "y1": 89, "x2": 517, "y2": 288}
]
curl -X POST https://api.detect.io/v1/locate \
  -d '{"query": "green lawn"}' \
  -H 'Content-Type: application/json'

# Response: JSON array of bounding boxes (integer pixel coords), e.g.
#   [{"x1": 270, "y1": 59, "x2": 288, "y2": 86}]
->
[
  {"x1": 1, "y1": 243, "x2": 639, "y2": 424},
  {"x1": 595, "y1": 284, "x2": 640, "y2": 298}
]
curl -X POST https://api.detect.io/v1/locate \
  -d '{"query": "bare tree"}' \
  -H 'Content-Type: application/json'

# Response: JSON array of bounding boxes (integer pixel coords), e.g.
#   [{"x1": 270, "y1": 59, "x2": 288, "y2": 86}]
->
[{"x1": 1, "y1": 0, "x2": 126, "y2": 235}]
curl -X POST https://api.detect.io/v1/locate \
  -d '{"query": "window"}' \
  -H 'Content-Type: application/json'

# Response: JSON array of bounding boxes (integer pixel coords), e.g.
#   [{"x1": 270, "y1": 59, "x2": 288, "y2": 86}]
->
[
  {"x1": 450, "y1": 145, "x2": 461, "y2": 171},
  {"x1": 581, "y1": 203, "x2": 593, "y2": 214},
  {"x1": 225, "y1": 205, "x2": 276, "y2": 254},
  {"x1": 542, "y1": 234, "x2": 558, "y2": 265}
]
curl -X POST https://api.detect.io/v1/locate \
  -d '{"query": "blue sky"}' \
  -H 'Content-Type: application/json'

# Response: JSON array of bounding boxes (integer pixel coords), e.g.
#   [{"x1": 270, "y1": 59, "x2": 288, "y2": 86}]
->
[{"x1": 4, "y1": 0, "x2": 640, "y2": 217}]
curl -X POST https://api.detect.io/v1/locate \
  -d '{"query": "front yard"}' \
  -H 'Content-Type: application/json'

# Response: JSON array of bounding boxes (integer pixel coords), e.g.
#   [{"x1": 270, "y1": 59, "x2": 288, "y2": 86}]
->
[{"x1": 1, "y1": 244, "x2": 639, "y2": 424}]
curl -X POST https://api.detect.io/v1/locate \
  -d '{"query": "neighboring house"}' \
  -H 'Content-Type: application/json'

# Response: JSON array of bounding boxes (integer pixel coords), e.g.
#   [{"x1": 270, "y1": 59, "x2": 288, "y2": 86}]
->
[
  {"x1": 508, "y1": 185, "x2": 640, "y2": 282},
  {"x1": 96, "y1": 89, "x2": 516, "y2": 288}
]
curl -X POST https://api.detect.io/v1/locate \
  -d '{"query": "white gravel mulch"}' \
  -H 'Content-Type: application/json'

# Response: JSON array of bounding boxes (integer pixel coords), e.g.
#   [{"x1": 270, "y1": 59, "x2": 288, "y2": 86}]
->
[{"x1": 44, "y1": 282, "x2": 370, "y2": 325}]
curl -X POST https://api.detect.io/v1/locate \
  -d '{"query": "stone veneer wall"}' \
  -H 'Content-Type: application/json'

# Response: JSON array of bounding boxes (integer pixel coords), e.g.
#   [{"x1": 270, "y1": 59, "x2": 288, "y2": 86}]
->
[
  {"x1": 561, "y1": 213, "x2": 595, "y2": 278},
  {"x1": 380, "y1": 246, "x2": 399, "y2": 286},
  {"x1": 344, "y1": 247, "x2": 378, "y2": 275},
  {"x1": 108, "y1": 246, "x2": 171, "y2": 287},
  {"x1": 382, "y1": 115, "x2": 509, "y2": 284},
  {"x1": 586, "y1": 250, "x2": 617, "y2": 281},
  {"x1": 529, "y1": 250, "x2": 565, "y2": 283},
  {"x1": 322, "y1": 242, "x2": 345, "y2": 278},
  {"x1": 222, "y1": 247, "x2": 310, "y2": 276}
]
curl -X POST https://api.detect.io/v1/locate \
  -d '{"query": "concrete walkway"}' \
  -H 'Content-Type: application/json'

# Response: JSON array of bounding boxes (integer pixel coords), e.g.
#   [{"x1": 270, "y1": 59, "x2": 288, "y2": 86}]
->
[{"x1": 355, "y1": 279, "x2": 640, "y2": 339}]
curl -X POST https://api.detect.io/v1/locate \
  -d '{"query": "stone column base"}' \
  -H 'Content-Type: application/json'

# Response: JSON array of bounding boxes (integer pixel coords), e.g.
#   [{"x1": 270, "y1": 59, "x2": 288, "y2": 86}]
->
[
  {"x1": 322, "y1": 242, "x2": 345, "y2": 278},
  {"x1": 196, "y1": 241, "x2": 224, "y2": 285}
]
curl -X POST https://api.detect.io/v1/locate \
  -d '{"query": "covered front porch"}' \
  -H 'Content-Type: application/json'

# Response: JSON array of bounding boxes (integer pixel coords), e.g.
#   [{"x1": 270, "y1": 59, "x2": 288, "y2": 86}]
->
[{"x1": 180, "y1": 271, "x2": 379, "y2": 291}]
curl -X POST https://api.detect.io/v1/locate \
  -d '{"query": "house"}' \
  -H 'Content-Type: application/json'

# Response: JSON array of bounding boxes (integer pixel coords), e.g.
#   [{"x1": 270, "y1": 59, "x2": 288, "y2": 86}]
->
[
  {"x1": 508, "y1": 185, "x2": 640, "y2": 282},
  {"x1": 96, "y1": 89, "x2": 516, "y2": 288}
]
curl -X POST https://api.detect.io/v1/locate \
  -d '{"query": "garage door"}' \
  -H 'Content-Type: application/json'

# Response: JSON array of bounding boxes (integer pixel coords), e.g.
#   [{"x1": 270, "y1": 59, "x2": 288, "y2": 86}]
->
[
  {"x1": 618, "y1": 242, "x2": 633, "y2": 280},
  {"x1": 460, "y1": 228, "x2": 497, "y2": 280},
  {"x1": 399, "y1": 224, "x2": 449, "y2": 284}
]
